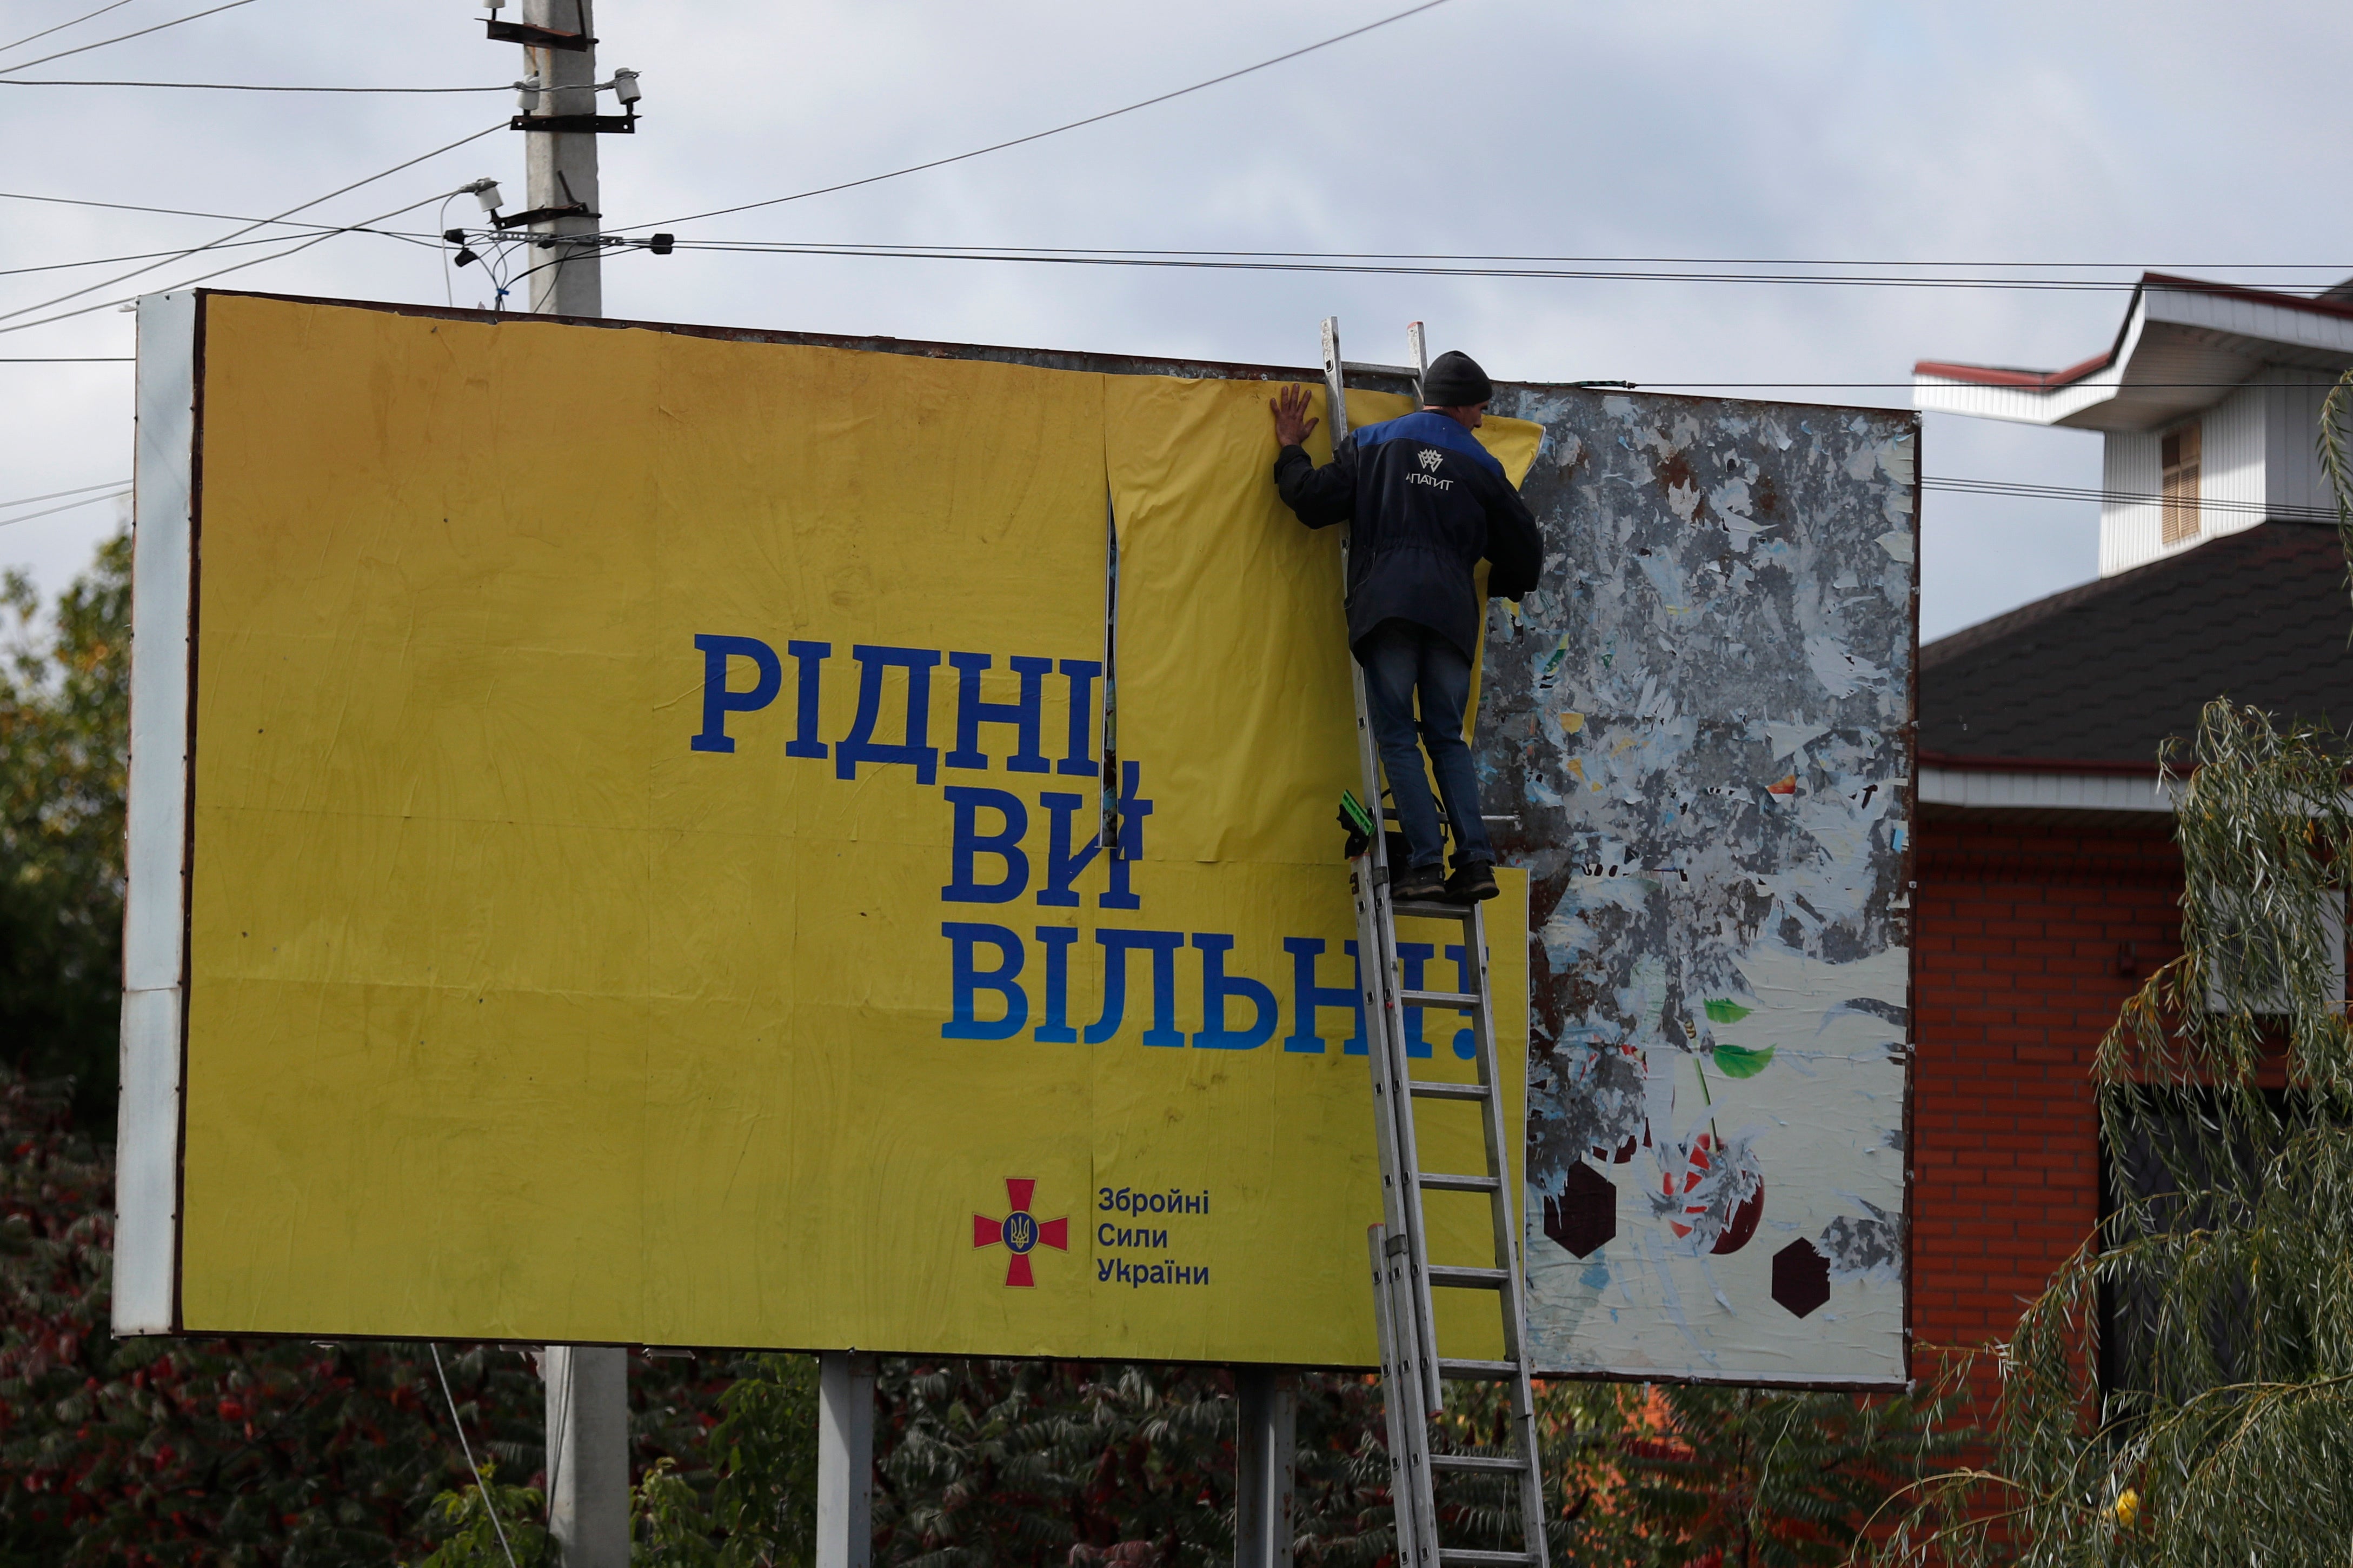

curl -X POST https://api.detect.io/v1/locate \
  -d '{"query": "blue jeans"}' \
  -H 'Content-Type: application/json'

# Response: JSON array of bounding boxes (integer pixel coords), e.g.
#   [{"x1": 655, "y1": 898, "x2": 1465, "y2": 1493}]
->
[{"x1": 1356, "y1": 619, "x2": 1495, "y2": 873}]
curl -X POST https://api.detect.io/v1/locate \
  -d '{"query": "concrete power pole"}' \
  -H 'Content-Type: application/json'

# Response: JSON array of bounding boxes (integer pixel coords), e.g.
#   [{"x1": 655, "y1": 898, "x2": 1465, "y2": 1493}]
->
[
  {"x1": 522, "y1": 0, "x2": 602, "y2": 317},
  {"x1": 510, "y1": 6, "x2": 623, "y2": 1559}
]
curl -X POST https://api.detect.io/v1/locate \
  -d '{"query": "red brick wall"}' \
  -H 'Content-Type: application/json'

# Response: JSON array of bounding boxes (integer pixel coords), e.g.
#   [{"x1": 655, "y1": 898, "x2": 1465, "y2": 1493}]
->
[{"x1": 1910, "y1": 809, "x2": 2181, "y2": 1414}]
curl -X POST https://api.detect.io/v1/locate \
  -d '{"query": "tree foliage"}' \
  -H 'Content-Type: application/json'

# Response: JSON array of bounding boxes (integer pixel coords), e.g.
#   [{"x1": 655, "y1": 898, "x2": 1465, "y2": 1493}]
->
[{"x1": 0, "y1": 535, "x2": 129, "y2": 1129}]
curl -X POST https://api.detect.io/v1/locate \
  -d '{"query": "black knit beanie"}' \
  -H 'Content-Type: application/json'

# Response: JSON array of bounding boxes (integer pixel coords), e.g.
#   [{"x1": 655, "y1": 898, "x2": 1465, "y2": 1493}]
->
[{"x1": 1420, "y1": 350, "x2": 1493, "y2": 407}]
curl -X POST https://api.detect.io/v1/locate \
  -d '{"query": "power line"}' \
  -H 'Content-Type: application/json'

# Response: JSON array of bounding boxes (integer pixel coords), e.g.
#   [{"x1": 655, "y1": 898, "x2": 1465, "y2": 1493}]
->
[
  {"x1": 634, "y1": 241, "x2": 2353, "y2": 272},
  {"x1": 0, "y1": 478, "x2": 129, "y2": 507},
  {"x1": 0, "y1": 121, "x2": 504, "y2": 335},
  {"x1": 0, "y1": 0, "x2": 136, "y2": 57},
  {"x1": 0, "y1": 489, "x2": 130, "y2": 527},
  {"x1": 621, "y1": 238, "x2": 2337, "y2": 294},
  {"x1": 611, "y1": 0, "x2": 1459, "y2": 232},
  {"x1": 0, "y1": 231, "x2": 328, "y2": 276},
  {"x1": 0, "y1": 186, "x2": 440, "y2": 233},
  {"x1": 0, "y1": 76, "x2": 508, "y2": 91},
  {"x1": 1921, "y1": 475, "x2": 2341, "y2": 523},
  {"x1": 0, "y1": 0, "x2": 260, "y2": 76},
  {"x1": 15, "y1": 187, "x2": 2343, "y2": 278}
]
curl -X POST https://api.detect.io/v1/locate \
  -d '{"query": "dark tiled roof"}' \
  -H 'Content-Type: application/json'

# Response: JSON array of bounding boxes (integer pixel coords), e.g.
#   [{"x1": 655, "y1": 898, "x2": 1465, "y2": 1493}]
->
[{"x1": 1919, "y1": 523, "x2": 2353, "y2": 768}]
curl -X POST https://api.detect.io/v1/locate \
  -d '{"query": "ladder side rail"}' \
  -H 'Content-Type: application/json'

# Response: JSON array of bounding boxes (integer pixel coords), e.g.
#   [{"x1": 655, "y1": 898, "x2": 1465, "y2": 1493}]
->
[
  {"x1": 1462, "y1": 903, "x2": 1551, "y2": 1566},
  {"x1": 1321, "y1": 319, "x2": 1388, "y2": 882},
  {"x1": 1354, "y1": 870, "x2": 1444, "y2": 1414},
  {"x1": 1374, "y1": 1227, "x2": 1444, "y2": 1568},
  {"x1": 1367, "y1": 1226, "x2": 1435, "y2": 1568},
  {"x1": 1373, "y1": 902, "x2": 1446, "y2": 1415},
  {"x1": 1353, "y1": 882, "x2": 1415, "y2": 1244}
]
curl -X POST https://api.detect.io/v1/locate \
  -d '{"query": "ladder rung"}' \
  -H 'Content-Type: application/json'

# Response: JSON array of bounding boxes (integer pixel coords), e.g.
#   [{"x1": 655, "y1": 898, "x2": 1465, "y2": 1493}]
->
[
  {"x1": 1419, "y1": 1171, "x2": 1500, "y2": 1194},
  {"x1": 1427, "y1": 1265, "x2": 1510, "y2": 1290},
  {"x1": 1430, "y1": 1451, "x2": 1532, "y2": 1474},
  {"x1": 1439, "y1": 1552, "x2": 1538, "y2": 1567},
  {"x1": 1400, "y1": 987, "x2": 1482, "y2": 1010},
  {"x1": 1410, "y1": 1080, "x2": 1491, "y2": 1102},
  {"x1": 1342, "y1": 359, "x2": 1420, "y2": 378},
  {"x1": 1437, "y1": 1357, "x2": 1518, "y2": 1381},
  {"x1": 1390, "y1": 898, "x2": 1474, "y2": 922}
]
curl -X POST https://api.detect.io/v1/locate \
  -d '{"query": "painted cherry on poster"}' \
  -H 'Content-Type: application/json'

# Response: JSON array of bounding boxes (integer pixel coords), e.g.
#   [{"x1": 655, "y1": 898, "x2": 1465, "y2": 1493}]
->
[{"x1": 1663, "y1": 1133, "x2": 1765, "y2": 1255}]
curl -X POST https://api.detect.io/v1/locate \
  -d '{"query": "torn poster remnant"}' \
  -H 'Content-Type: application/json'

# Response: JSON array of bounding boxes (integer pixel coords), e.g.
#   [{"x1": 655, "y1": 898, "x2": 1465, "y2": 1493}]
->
[{"x1": 1479, "y1": 389, "x2": 1916, "y2": 1386}]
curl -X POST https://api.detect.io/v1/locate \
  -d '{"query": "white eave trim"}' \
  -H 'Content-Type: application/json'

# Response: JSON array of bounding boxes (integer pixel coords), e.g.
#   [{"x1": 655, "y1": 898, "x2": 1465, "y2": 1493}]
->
[
  {"x1": 1918, "y1": 764, "x2": 2174, "y2": 813},
  {"x1": 1911, "y1": 298, "x2": 2148, "y2": 428},
  {"x1": 2142, "y1": 279, "x2": 2353, "y2": 358}
]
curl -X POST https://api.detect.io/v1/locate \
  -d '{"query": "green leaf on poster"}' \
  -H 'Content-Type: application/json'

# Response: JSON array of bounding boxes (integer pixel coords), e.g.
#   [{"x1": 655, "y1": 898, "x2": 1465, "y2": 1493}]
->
[
  {"x1": 1703, "y1": 998, "x2": 1753, "y2": 1024},
  {"x1": 1712, "y1": 1044, "x2": 1775, "y2": 1079}
]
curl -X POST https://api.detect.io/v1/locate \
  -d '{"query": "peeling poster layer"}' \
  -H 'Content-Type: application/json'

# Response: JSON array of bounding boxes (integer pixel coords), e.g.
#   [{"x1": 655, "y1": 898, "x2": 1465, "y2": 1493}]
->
[{"x1": 1477, "y1": 388, "x2": 1917, "y2": 1386}]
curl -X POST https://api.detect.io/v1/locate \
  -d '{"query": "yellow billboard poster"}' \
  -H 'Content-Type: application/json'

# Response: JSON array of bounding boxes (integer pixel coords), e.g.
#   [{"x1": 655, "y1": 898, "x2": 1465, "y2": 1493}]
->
[{"x1": 116, "y1": 291, "x2": 1530, "y2": 1365}]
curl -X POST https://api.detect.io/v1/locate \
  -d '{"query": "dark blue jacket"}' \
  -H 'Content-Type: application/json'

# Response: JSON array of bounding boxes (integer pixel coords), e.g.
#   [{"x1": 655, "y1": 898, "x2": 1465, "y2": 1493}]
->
[{"x1": 1273, "y1": 411, "x2": 1543, "y2": 660}]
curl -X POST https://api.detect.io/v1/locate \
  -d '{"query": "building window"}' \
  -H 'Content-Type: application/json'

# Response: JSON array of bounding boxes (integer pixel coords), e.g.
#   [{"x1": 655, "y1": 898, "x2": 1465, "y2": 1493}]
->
[
  {"x1": 2161, "y1": 422, "x2": 2202, "y2": 545},
  {"x1": 2202, "y1": 888, "x2": 2345, "y2": 1015}
]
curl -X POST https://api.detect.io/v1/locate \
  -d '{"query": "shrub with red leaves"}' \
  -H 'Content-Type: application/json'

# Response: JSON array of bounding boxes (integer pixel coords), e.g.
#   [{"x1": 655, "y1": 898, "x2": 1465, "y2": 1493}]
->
[{"x1": 0, "y1": 1072, "x2": 736, "y2": 1565}]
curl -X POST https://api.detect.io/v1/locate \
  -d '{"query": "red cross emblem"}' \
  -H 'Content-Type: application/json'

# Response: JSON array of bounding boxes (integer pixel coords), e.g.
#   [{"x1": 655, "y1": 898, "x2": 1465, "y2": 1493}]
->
[{"x1": 971, "y1": 1178, "x2": 1068, "y2": 1287}]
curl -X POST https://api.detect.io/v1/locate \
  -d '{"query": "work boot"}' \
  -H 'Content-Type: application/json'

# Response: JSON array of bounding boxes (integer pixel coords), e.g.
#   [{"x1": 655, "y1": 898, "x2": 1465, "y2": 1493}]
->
[
  {"x1": 1392, "y1": 864, "x2": 1447, "y2": 902},
  {"x1": 1445, "y1": 860, "x2": 1499, "y2": 903}
]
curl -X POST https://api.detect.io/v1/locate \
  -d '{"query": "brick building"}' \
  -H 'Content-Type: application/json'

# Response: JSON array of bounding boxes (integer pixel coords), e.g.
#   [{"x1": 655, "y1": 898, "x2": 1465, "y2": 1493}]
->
[{"x1": 1907, "y1": 270, "x2": 2353, "y2": 1398}]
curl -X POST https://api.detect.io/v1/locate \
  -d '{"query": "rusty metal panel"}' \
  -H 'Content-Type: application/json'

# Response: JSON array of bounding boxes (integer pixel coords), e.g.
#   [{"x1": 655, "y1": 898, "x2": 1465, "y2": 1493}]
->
[{"x1": 1479, "y1": 389, "x2": 1918, "y2": 1386}]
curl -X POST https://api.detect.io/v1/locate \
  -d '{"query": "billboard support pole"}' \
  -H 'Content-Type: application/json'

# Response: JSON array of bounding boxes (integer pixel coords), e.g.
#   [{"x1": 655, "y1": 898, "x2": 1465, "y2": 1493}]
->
[
  {"x1": 543, "y1": 1345, "x2": 629, "y2": 1567},
  {"x1": 817, "y1": 1352, "x2": 876, "y2": 1568},
  {"x1": 1234, "y1": 1367, "x2": 1297, "y2": 1568}
]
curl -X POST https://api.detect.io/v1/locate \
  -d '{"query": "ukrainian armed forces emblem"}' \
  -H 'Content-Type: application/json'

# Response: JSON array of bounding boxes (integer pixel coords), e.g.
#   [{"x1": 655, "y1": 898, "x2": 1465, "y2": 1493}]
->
[{"x1": 972, "y1": 1178, "x2": 1068, "y2": 1286}]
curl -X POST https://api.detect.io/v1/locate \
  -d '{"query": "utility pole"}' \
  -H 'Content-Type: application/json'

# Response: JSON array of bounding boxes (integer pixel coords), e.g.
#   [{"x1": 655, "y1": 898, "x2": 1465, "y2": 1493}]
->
[
  {"x1": 501, "y1": 4, "x2": 622, "y2": 1552},
  {"x1": 522, "y1": 0, "x2": 601, "y2": 316}
]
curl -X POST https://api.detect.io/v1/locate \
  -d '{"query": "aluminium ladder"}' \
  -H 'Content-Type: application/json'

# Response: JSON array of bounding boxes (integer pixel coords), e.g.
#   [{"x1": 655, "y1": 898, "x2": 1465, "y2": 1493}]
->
[{"x1": 1322, "y1": 318, "x2": 1549, "y2": 1568}]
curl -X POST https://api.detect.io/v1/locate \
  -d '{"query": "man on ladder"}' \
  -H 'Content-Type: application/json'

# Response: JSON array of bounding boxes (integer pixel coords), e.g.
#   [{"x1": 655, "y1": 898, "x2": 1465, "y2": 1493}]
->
[
  {"x1": 1273, "y1": 329, "x2": 1554, "y2": 1568},
  {"x1": 1268, "y1": 350, "x2": 1543, "y2": 903}
]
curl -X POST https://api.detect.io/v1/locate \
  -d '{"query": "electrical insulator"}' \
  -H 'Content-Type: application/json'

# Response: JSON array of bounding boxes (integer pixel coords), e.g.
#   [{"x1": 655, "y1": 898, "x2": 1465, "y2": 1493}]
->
[
  {"x1": 515, "y1": 75, "x2": 541, "y2": 114},
  {"x1": 469, "y1": 179, "x2": 504, "y2": 213},
  {"x1": 612, "y1": 68, "x2": 642, "y2": 106}
]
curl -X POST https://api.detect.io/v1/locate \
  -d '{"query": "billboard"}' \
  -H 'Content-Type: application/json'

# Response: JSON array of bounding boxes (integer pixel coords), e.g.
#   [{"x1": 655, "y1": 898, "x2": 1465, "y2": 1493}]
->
[
  {"x1": 118, "y1": 291, "x2": 1915, "y2": 1386},
  {"x1": 116, "y1": 291, "x2": 1534, "y2": 1366}
]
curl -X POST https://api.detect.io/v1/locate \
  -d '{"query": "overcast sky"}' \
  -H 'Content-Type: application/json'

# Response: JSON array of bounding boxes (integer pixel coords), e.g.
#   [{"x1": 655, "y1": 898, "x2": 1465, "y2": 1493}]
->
[{"x1": 3, "y1": 0, "x2": 2348, "y2": 640}]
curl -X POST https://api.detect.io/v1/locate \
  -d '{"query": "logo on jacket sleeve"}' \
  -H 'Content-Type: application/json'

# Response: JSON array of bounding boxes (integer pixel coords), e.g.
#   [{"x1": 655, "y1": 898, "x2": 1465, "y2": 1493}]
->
[
  {"x1": 972, "y1": 1178, "x2": 1069, "y2": 1286},
  {"x1": 1416, "y1": 448, "x2": 1445, "y2": 472}
]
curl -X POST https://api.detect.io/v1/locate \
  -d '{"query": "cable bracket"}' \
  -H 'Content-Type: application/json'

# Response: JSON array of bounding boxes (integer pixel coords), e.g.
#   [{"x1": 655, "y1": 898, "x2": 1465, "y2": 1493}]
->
[
  {"x1": 486, "y1": 19, "x2": 596, "y2": 50},
  {"x1": 510, "y1": 110, "x2": 636, "y2": 134},
  {"x1": 491, "y1": 204, "x2": 599, "y2": 230}
]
